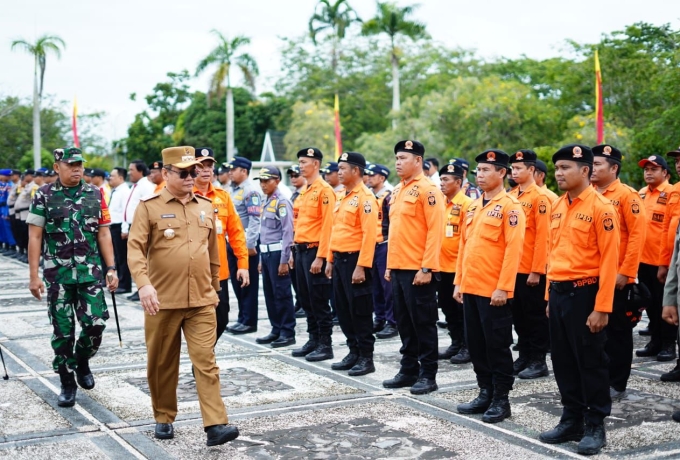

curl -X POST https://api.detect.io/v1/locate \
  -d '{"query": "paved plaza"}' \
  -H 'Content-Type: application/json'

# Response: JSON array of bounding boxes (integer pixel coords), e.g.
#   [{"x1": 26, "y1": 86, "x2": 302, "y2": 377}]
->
[{"x1": 0, "y1": 254, "x2": 678, "y2": 459}]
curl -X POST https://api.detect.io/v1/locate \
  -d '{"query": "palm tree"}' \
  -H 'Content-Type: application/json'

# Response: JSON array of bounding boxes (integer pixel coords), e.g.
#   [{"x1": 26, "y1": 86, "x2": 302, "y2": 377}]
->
[
  {"x1": 362, "y1": 1, "x2": 428, "y2": 127},
  {"x1": 11, "y1": 35, "x2": 66, "y2": 169},
  {"x1": 309, "y1": 0, "x2": 362, "y2": 74},
  {"x1": 196, "y1": 31, "x2": 258, "y2": 160}
]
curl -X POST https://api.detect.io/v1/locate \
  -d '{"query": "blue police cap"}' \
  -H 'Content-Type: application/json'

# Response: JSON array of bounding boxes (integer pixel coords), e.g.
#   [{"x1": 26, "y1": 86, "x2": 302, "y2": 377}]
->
[{"x1": 227, "y1": 156, "x2": 252, "y2": 171}]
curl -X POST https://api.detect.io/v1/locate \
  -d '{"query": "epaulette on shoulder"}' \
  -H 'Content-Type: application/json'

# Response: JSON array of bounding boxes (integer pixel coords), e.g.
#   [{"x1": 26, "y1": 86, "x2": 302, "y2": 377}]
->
[
  {"x1": 594, "y1": 192, "x2": 611, "y2": 206},
  {"x1": 506, "y1": 194, "x2": 521, "y2": 204},
  {"x1": 622, "y1": 183, "x2": 638, "y2": 194},
  {"x1": 196, "y1": 194, "x2": 212, "y2": 202},
  {"x1": 141, "y1": 194, "x2": 160, "y2": 202}
]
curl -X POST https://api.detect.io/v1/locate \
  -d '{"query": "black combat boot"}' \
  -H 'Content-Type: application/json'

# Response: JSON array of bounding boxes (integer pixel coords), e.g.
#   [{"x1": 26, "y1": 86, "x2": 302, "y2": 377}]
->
[
  {"x1": 331, "y1": 353, "x2": 359, "y2": 371},
  {"x1": 75, "y1": 356, "x2": 95, "y2": 390},
  {"x1": 438, "y1": 333, "x2": 461, "y2": 360},
  {"x1": 539, "y1": 419, "x2": 584, "y2": 444},
  {"x1": 518, "y1": 353, "x2": 549, "y2": 379},
  {"x1": 481, "y1": 387, "x2": 511, "y2": 423},
  {"x1": 449, "y1": 346, "x2": 471, "y2": 364},
  {"x1": 305, "y1": 336, "x2": 333, "y2": 362},
  {"x1": 457, "y1": 387, "x2": 493, "y2": 414},
  {"x1": 513, "y1": 351, "x2": 530, "y2": 376},
  {"x1": 348, "y1": 355, "x2": 375, "y2": 376},
  {"x1": 577, "y1": 423, "x2": 606, "y2": 455},
  {"x1": 57, "y1": 366, "x2": 77, "y2": 407},
  {"x1": 291, "y1": 334, "x2": 318, "y2": 357}
]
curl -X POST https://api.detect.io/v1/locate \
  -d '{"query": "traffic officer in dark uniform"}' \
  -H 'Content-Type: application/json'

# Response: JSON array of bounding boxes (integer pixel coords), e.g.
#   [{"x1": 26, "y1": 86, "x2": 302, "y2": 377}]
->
[
  {"x1": 539, "y1": 144, "x2": 619, "y2": 456},
  {"x1": 383, "y1": 140, "x2": 445, "y2": 395},
  {"x1": 325, "y1": 152, "x2": 379, "y2": 376},
  {"x1": 255, "y1": 166, "x2": 296, "y2": 348}
]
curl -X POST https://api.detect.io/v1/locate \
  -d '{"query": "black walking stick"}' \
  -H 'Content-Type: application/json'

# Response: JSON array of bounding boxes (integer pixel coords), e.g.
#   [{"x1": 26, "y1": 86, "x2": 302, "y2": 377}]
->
[
  {"x1": 107, "y1": 274, "x2": 123, "y2": 348},
  {"x1": 0, "y1": 346, "x2": 9, "y2": 380}
]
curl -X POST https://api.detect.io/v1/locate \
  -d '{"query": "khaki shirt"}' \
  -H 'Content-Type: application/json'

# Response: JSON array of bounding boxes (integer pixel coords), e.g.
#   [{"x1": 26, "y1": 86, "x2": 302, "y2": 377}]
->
[{"x1": 127, "y1": 188, "x2": 220, "y2": 309}]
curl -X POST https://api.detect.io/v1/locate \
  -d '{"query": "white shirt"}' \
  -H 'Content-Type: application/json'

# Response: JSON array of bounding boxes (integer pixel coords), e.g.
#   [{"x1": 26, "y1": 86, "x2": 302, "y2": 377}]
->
[
  {"x1": 122, "y1": 176, "x2": 155, "y2": 233},
  {"x1": 430, "y1": 171, "x2": 441, "y2": 187},
  {"x1": 277, "y1": 182, "x2": 292, "y2": 199},
  {"x1": 108, "y1": 182, "x2": 131, "y2": 225}
]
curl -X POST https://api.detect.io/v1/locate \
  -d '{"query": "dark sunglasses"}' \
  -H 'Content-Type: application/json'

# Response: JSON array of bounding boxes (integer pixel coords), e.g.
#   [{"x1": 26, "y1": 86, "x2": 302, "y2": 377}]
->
[
  {"x1": 165, "y1": 167, "x2": 197, "y2": 179},
  {"x1": 288, "y1": 174, "x2": 300, "y2": 179}
]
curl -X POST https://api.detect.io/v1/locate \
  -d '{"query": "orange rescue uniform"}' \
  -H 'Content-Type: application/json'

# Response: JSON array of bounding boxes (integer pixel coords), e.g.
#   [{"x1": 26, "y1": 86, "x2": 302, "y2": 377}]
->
[
  {"x1": 193, "y1": 183, "x2": 248, "y2": 280},
  {"x1": 328, "y1": 183, "x2": 378, "y2": 267},
  {"x1": 660, "y1": 182, "x2": 680, "y2": 267},
  {"x1": 547, "y1": 186, "x2": 620, "y2": 313},
  {"x1": 154, "y1": 181, "x2": 167, "y2": 195},
  {"x1": 387, "y1": 173, "x2": 444, "y2": 270},
  {"x1": 294, "y1": 176, "x2": 336, "y2": 259},
  {"x1": 509, "y1": 182, "x2": 551, "y2": 275},
  {"x1": 454, "y1": 189, "x2": 525, "y2": 297},
  {"x1": 596, "y1": 179, "x2": 646, "y2": 281},
  {"x1": 440, "y1": 190, "x2": 473, "y2": 273},
  {"x1": 639, "y1": 180, "x2": 671, "y2": 266}
]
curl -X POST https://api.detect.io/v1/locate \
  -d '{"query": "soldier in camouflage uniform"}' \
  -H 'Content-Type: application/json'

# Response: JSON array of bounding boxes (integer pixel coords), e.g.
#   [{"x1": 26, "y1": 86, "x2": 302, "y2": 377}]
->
[{"x1": 27, "y1": 147, "x2": 118, "y2": 408}]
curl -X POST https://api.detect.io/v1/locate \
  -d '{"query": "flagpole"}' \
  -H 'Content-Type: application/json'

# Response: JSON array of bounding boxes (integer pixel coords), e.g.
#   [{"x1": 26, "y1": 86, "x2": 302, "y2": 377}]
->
[
  {"x1": 72, "y1": 96, "x2": 80, "y2": 148},
  {"x1": 595, "y1": 50, "x2": 604, "y2": 144},
  {"x1": 334, "y1": 93, "x2": 342, "y2": 160}
]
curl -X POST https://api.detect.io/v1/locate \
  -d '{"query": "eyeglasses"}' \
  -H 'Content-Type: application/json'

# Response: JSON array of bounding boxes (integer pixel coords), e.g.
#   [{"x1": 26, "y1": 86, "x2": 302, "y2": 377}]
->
[{"x1": 165, "y1": 167, "x2": 197, "y2": 179}]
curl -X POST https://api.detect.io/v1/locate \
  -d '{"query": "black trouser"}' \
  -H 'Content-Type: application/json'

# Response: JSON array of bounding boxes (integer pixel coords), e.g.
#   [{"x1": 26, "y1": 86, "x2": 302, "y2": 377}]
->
[
  {"x1": 110, "y1": 224, "x2": 131, "y2": 291},
  {"x1": 290, "y1": 248, "x2": 301, "y2": 311},
  {"x1": 639, "y1": 262, "x2": 677, "y2": 345},
  {"x1": 511, "y1": 273, "x2": 549, "y2": 355},
  {"x1": 227, "y1": 244, "x2": 260, "y2": 328},
  {"x1": 215, "y1": 279, "x2": 230, "y2": 344},
  {"x1": 295, "y1": 244, "x2": 333, "y2": 337},
  {"x1": 606, "y1": 286, "x2": 635, "y2": 392},
  {"x1": 463, "y1": 294, "x2": 514, "y2": 391},
  {"x1": 372, "y1": 242, "x2": 395, "y2": 326},
  {"x1": 16, "y1": 218, "x2": 28, "y2": 251},
  {"x1": 261, "y1": 250, "x2": 296, "y2": 338},
  {"x1": 438, "y1": 272, "x2": 464, "y2": 346},
  {"x1": 9, "y1": 213, "x2": 18, "y2": 248},
  {"x1": 549, "y1": 281, "x2": 610, "y2": 426},
  {"x1": 333, "y1": 252, "x2": 375, "y2": 356},
  {"x1": 392, "y1": 269, "x2": 438, "y2": 379}
]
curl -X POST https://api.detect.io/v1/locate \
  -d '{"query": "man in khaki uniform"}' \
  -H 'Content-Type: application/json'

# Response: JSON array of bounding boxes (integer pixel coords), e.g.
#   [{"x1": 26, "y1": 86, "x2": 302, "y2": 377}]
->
[{"x1": 127, "y1": 146, "x2": 239, "y2": 446}]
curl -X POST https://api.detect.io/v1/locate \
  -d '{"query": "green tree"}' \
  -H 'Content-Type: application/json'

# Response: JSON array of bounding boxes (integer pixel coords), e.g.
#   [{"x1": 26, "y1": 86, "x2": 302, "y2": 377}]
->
[
  {"x1": 361, "y1": 1, "x2": 428, "y2": 127},
  {"x1": 195, "y1": 31, "x2": 259, "y2": 160},
  {"x1": 309, "y1": 0, "x2": 362, "y2": 73},
  {"x1": 283, "y1": 101, "x2": 335, "y2": 159},
  {"x1": 10, "y1": 34, "x2": 66, "y2": 169}
]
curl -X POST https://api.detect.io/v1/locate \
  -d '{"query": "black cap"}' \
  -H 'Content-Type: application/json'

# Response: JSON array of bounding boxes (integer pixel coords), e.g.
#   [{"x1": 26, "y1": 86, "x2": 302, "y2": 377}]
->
[
  {"x1": 218, "y1": 165, "x2": 230, "y2": 174},
  {"x1": 255, "y1": 166, "x2": 282, "y2": 180},
  {"x1": 440, "y1": 163, "x2": 465, "y2": 177},
  {"x1": 24, "y1": 169, "x2": 35, "y2": 176},
  {"x1": 475, "y1": 149, "x2": 510, "y2": 168},
  {"x1": 321, "y1": 161, "x2": 339, "y2": 173},
  {"x1": 394, "y1": 140, "x2": 425, "y2": 157},
  {"x1": 150, "y1": 161, "x2": 164, "y2": 170},
  {"x1": 509, "y1": 149, "x2": 538, "y2": 164},
  {"x1": 638, "y1": 154, "x2": 670, "y2": 171},
  {"x1": 667, "y1": 146, "x2": 680, "y2": 158},
  {"x1": 535, "y1": 160, "x2": 548, "y2": 174},
  {"x1": 366, "y1": 163, "x2": 390, "y2": 178},
  {"x1": 195, "y1": 147, "x2": 215, "y2": 161},
  {"x1": 11, "y1": 169, "x2": 21, "y2": 175},
  {"x1": 297, "y1": 147, "x2": 323, "y2": 160},
  {"x1": 287, "y1": 165, "x2": 301, "y2": 176},
  {"x1": 227, "y1": 156, "x2": 252, "y2": 171},
  {"x1": 592, "y1": 144, "x2": 622, "y2": 163},
  {"x1": 92, "y1": 168, "x2": 106, "y2": 178},
  {"x1": 84, "y1": 168, "x2": 94, "y2": 177},
  {"x1": 552, "y1": 144, "x2": 593, "y2": 165},
  {"x1": 338, "y1": 152, "x2": 366, "y2": 169},
  {"x1": 449, "y1": 158, "x2": 470, "y2": 171}
]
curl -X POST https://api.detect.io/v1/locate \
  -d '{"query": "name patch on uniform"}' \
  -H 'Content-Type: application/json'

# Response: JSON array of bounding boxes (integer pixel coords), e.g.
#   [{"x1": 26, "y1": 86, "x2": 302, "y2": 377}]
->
[
  {"x1": 161, "y1": 214, "x2": 176, "y2": 218},
  {"x1": 575, "y1": 213, "x2": 592, "y2": 222},
  {"x1": 348, "y1": 196, "x2": 359, "y2": 207},
  {"x1": 520, "y1": 202, "x2": 533, "y2": 209},
  {"x1": 658, "y1": 195, "x2": 668, "y2": 205},
  {"x1": 551, "y1": 213, "x2": 562, "y2": 220},
  {"x1": 407, "y1": 185, "x2": 420, "y2": 198},
  {"x1": 487, "y1": 211, "x2": 503, "y2": 219},
  {"x1": 652, "y1": 213, "x2": 664, "y2": 222},
  {"x1": 508, "y1": 210, "x2": 519, "y2": 227}
]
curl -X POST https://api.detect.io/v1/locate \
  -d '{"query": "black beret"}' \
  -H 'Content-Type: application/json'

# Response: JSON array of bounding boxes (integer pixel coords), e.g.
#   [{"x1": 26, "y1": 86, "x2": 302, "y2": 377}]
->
[
  {"x1": 535, "y1": 160, "x2": 548, "y2": 174},
  {"x1": 338, "y1": 152, "x2": 366, "y2": 169},
  {"x1": 592, "y1": 144, "x2": 622, "y2": 163},
  {"x1": 150, "y1": 161, "x2": 164, "y2": 170},
  {"x1": 552, "y1": 144, "x2": 593, "y2": 165},
  {"x1": 475, "y1": 149, "x2": 510, "y2": 168},
  {"x1": 509, "y1": 149, "x2": 538, "y2": 164},
  {"x1": 297, "y1": 147, "x2": 323, "y2": 160},
  {"x1": 394, "y1": 140, "x2": 425, "y2": 157},
  {"x1": 439, "y1": 163, "x2": 465, "y2": 177},
  {"x1": 195, "y1": 147, "x2": 215, "y2": 160}
]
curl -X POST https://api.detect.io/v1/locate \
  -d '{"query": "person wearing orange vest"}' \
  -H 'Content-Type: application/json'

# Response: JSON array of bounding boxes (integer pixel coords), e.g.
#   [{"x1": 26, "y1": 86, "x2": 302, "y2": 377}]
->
[
  {"x1": 590, "y1": 144, "x2": 647, "y2": 399},
  {"x1": 454, "y1": 149, "x2": 525, "y2": 424},
  {"x1": 383, "y1": 140, "x2": 445, "y2": 395},
  {"x1": 534, "y1": 160, "x2": 559, "y2": 203},
  {"x1": 636, "y1": 155, "x2": 676, "y2": 361},
  {"x1": 539, "y1": 144, "x2": 619, "y2": 456},
  {"x1": 291, "y1": 148, "x2": 337, "y2": 362},
  {"x1": 365, "y1": 163, "x2": 398, "y2": 339},
  {"x1": 149, "y1": 161, "x2": 167, "y2": 195},
  {"x1": 436, "y1": 163, "x2": 473, "y2": 365},
  {"x1": 508, "y1": 150, "x2": 552, "y2": 380},
  {"x1": 325, "y1": 152, "x2": 379, "y2": 376},
  {"x1": 192, "y1": 148, "x2": 249, "y2": 343}
]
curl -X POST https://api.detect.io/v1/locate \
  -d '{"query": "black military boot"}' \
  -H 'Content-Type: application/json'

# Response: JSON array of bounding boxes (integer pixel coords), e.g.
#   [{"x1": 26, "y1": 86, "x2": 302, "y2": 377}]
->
[
  {"x1": 291, "y1": 335, "x2": 318, "y2": 357},
  {"x1": 57, "y1": 366, "x2": 77, "y2": 407},
  {"x1": 636, "y1": 340, "x2": 661, "y2": 357},
  {"x1": 438, "y1": 334, "x2": 461, "y2": 360},
  {"x1": 539, "y1": 419, "x2": 584, "y2": 444},
  {"x1": 513, "y1": 351, "x2": 530, "y2": 376},
  {"x1": 75, "y1": 356, "x2": 95, "y2": 390},
  {"x1": 348, "y1": 355, "x2": 375, "y2": 376},
  {"x1": 661, "y1": 360, "x2": 680, "y2": 382},
  {"x1": 331, "y1": 353, "x2": 359, "y2": 371},
  {"x1": 518, "y1": 353, "x2": 549, "y2": 379},
  {"x1": 449, "y1": 346, "x2": 471, "y2": 364},
  {"x1": 481, "y1": 387, "x2": 511, "y2": 423},
  {"x1": 457, "y1": 387, "x2": 493, "y2": 414},
  {"x1": 657, "y1": 342, "x2": 677, "y2": 362},
  {"x1": 305, "y1": 336, "x2": 333, "y2": 362},
  {"x1": 577, "y1": 423, "x2": 606, "y2": 455}
]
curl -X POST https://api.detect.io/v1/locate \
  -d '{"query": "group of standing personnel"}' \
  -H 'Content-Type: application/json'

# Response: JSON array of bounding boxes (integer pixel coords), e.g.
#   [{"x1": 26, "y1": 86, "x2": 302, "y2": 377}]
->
[{"x1": 13, "y1": 136, "x2": 680, "y2": 454}]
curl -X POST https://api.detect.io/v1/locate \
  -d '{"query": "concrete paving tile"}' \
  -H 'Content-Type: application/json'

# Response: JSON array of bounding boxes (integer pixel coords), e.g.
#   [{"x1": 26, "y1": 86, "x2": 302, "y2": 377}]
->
[{"x1": 0, "y1": 379, "x2": 71, "y2": 437}]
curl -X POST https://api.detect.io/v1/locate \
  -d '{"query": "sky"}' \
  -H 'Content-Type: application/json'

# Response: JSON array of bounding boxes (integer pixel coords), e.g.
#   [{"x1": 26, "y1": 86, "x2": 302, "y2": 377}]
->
[{"x1": 0, "y1": 0, "x2": 678, "y2": 148}]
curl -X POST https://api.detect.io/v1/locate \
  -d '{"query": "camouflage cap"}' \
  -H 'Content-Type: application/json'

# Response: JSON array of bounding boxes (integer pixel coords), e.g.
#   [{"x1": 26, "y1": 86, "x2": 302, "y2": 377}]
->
[{"x1": 54, "y1": 147, "x2": 86, "y2": 164}]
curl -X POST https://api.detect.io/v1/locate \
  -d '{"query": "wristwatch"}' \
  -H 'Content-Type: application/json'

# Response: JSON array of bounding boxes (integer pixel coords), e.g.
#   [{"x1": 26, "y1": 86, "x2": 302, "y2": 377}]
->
[{"x1": 421, "y1": 268, "x2": 431, "y2": 274}]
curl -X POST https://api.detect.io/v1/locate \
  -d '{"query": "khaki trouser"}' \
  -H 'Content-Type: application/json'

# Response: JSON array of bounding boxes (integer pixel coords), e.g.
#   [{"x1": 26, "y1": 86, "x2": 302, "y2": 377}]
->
[{"x1": 145, "y1": 305, "x2": 228, "y2": 426}]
